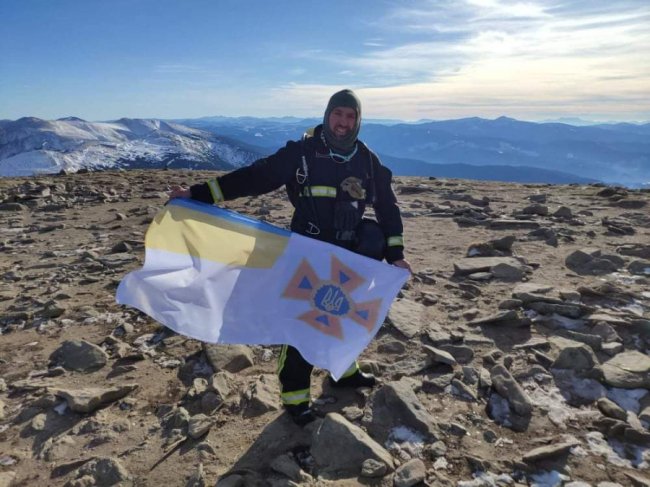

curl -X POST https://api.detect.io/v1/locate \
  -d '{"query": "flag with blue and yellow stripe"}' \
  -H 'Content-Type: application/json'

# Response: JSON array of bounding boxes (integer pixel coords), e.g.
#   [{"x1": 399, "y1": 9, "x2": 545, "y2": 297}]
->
[{"x1": 116, "y1": 199, "x2": 408, "y2": 380}]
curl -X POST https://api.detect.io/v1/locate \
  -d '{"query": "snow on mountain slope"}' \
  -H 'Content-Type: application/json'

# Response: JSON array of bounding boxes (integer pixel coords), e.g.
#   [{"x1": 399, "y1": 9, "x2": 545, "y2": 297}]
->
[{"x1": 0, "y1": 117, "x2": 262, "y2": 176}]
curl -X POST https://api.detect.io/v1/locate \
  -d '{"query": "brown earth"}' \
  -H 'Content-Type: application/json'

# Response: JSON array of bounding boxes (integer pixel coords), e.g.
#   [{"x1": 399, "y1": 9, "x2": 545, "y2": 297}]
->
[{"x1": 0, "y1": 169, "x2": 649, "y2": 486}]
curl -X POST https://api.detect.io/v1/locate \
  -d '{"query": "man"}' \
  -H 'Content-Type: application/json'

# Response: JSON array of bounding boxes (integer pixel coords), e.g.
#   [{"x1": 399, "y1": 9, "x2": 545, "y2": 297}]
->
[{"x1": 169, "y1": 89, "x2": 411, "y2": 425}]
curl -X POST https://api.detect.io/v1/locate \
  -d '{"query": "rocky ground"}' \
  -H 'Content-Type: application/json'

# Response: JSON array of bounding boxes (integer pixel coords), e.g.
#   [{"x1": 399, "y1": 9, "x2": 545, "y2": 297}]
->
[{"x1": 0, "y1": 169, "x2": 649, "y2": 487}]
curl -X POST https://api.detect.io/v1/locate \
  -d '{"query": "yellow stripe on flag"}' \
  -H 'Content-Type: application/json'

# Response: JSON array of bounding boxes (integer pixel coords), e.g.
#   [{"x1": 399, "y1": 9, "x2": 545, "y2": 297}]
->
[{"x1": 146, "y1": 204, "x2": 288, "y2": 268}]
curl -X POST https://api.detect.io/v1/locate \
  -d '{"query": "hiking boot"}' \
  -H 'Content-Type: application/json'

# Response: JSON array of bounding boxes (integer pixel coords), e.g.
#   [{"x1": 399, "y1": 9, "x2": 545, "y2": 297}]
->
[
  {"x1": 329, "y1": 371, "x2": 377, "y2": 389},
  {"x1": 285, "y1": 404, "x2": 317, "y2": 426}
]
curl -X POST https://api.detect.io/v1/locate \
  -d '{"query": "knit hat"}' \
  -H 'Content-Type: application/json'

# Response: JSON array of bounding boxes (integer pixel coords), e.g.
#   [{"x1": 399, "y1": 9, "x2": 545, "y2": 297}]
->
[{"x1": 322, "y1": 89, "x2": 361, "y2": 152}]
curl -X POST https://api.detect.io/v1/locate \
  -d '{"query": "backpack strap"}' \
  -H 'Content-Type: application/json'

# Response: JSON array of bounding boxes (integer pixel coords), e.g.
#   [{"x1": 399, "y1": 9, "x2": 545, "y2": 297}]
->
[
  {"x1": 296, "y1": 132, "x2": 321, "y2": 235},
  {"x1": 357, "y1": 140, "x2": 377, "y2": 205}
]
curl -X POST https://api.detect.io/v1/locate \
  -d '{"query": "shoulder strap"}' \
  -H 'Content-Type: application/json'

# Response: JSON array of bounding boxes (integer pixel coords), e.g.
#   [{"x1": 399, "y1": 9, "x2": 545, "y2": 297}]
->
[
  {"x1": 357, "y1": 141, "x2": 377, "y2": 205},
  {"x1": 297, "y1": 132, "x2": 321, "y2": 235}
]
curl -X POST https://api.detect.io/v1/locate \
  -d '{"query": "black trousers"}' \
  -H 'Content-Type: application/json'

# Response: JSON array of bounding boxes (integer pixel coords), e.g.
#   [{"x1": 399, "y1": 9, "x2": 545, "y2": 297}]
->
[
  {"x1": 278, "y1": 345, "x2": 313, "y2": 407},
  {"x1": 277, "y1": 345, "x2": 360, "y2": 407}
]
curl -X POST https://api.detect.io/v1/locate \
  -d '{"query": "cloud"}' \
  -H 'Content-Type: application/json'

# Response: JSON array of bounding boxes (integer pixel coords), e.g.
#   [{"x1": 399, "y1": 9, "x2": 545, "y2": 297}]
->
[{"x1": 270, "y1": 0, "x2": 650, "y2": 120}]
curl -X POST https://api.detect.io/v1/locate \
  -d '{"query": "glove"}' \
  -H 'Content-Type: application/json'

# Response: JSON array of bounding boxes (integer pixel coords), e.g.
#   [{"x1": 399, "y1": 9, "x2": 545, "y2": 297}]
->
[{"x1": 333, "y1": 200, "x2": 361, "y2": 231}]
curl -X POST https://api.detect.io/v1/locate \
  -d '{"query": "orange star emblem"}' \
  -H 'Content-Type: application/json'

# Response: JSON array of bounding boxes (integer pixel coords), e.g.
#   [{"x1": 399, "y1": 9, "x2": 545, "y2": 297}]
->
[{"x1": 282, "y1": 255, "x2": 382, "y2": 340}]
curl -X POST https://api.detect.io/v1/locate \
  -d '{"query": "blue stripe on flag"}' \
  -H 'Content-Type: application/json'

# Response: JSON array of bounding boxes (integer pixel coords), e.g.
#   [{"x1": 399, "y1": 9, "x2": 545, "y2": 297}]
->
[{"x1": 170, "y1": 198, "x2": 291, "y2": 238}]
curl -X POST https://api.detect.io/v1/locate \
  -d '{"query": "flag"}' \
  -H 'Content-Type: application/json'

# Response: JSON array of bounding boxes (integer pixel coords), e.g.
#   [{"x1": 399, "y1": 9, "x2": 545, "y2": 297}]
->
[{"x1": 116, "y1": 199, "x2": 409, "y2": 380}]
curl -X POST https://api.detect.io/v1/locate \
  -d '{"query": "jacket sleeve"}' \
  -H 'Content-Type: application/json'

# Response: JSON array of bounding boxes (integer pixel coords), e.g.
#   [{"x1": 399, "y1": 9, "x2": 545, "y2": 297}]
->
[
  {"x1": 371, "y1": 153, "x2": 405, "y2": 263},
  {"x1": 190, "y1": 141, "x2": 301, "y2": 203}
]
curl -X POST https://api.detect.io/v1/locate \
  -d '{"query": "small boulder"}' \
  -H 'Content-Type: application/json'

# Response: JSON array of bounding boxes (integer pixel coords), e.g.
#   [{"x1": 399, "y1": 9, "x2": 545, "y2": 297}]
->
[
  {"x1": 394, "y1": 458, "x2": 426, "y2": 487},
  {"x1": 311, "y1": 413, "x2": 394, "y2": 476},
  {"x1": 602, "y1": 351, "x2": 650, "y2": 389},
  {"x1": 203, "y1": 344, "x2": 254, "y2": 373},
  {"x1": 54, "y1": 385, "x2": 138, "y2": 413},
  {"x1": 50, "y1": 340, "x2": 108, "y2": 372},
  {"x1": 565, "y1": 248, "x2": 625, "y2": 275},
  {"x1": 76, "y1": 456, "x2": 130, "y2": 486}
]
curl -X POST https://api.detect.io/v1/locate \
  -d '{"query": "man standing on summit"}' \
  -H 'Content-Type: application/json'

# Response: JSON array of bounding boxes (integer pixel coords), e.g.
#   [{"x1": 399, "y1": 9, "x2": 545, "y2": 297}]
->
[{"x1": 169, "y1": 89, "x2": 411, "y2": 425}]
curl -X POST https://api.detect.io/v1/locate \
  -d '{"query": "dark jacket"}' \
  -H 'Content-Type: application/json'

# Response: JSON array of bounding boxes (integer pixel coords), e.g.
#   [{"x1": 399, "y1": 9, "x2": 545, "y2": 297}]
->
[{"x1": 190, "y1": 125, "x2": 405, "y2": 263}]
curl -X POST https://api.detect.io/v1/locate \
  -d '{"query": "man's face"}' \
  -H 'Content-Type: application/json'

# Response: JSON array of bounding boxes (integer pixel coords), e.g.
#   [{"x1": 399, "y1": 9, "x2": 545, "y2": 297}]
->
[{"x1": 328, "y1": 106, "x2": 357, "y2": 139}]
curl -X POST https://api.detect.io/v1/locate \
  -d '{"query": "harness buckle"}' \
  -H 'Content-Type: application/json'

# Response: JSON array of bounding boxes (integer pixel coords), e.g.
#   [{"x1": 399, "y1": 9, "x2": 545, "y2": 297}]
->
[
  {"x1": 305, "y1": 222, "x2": 320, "y2": 235},
  {"x1": 296, "y1": 167, "x2": 307, "y2": 185}
]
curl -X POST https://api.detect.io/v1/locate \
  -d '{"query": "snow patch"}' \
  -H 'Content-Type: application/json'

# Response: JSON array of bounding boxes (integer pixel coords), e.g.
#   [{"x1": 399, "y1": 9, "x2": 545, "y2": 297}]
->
[
  {"x1": 528, "y1": 470, "x2": 569, "y2": 487},
  {"x1": 607, "y1": 387, "x2": 648, "y2": 413},
  {"x1": 585, "y1": 431, "x2": 650, "y2": 468},
  {"x1": 385, "y1": 426, "x2": 426, "y2": 460}
]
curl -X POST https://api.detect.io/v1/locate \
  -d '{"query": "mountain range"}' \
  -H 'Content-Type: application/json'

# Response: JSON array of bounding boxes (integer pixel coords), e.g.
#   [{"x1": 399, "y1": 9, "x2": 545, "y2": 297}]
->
[
  {"x1": 0, "y1": 117, "x2": 261, "y2": 177},
  {"x1": 180, "y1": 116, "x2": 650, "y2": 187},
  {"x1": 1, "y1": 115, "x2": 648, "y2": 187}
]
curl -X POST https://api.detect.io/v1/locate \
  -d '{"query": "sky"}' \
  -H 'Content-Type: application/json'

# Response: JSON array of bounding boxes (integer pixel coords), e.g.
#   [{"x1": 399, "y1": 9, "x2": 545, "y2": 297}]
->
[{"x1": 1, "y1": 0, "x2": 649, "y2": 123}]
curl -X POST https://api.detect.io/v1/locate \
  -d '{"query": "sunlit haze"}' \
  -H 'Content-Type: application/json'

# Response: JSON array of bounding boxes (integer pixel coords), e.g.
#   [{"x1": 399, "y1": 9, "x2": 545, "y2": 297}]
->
[{"x1": 1, "y1": 0, "x2": 649, "y2": 122}]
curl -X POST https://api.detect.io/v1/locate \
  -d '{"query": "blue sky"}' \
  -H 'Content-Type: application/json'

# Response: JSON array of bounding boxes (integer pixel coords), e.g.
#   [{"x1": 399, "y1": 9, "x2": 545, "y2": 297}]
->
[{"x1": 1, "y1": 0, "x2": 649, "y2": 122}]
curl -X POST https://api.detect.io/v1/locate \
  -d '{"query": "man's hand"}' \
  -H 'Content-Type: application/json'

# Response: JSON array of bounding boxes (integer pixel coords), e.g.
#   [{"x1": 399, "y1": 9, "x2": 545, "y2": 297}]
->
[
  {"x1": 392, "y1": 259, "x2": 412, "y2": 273},
  {"x1": 168, "y1": 186, "x2": 191, "y2": 199}
]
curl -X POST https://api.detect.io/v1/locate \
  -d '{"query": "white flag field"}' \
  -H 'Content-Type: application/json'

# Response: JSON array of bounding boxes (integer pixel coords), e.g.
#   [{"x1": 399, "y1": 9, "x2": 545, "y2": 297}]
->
[{"x1": 116, "y1": 199, "x2": 409, "y2": 380}]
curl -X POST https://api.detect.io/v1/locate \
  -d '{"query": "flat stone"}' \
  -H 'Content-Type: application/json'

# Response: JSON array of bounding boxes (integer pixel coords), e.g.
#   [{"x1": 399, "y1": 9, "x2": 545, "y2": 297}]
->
[
  {"x1": 76, "y1": 457, "x2": 130, "y2": 486},
  {"x1": 422, "y1": 345, "x2": 457, "y2": 366},
  {"x1": 188, "y1": 414, "x2": 213, "y2": 439},
  {"x1": 522, "y1": 204, "x2": 549, "y2": 216},
  {"x1": 617, "y1": 243, "x2": 650, "y2": 259},
  {"x1": 467, "y1": 310, "x2": 528, "y2": 328},
  {"x1": 628, "y1": 260, "x2": 650, "y2": 275},
  {"x1": 522, "y1": 440, "x2": 580, "y2": 463},
  {"x1": 488, "y1": 220, "x2": 541, "y2": 230},
  {"x1": 528, "y1": 194, "x2": 548, "y2": 203},
  {"x1": 550, "y1": 337, "x2": 598, "y2": 371},
  {"x1": 54, "y1": 385, "x2": 138, "y2": 413},
  {"x1": 513, "y1": 282, "x2": 554, "y2": 296},
  {"x1": 394, "y1": 458, "x2": 426, "y2": 487},
  {"x1": 241, "y1": 375, "x2": 279, "y2": 417},
  {"x1": 602, "y1": 351, "x2": 650, "y2": 389},
  {"x1": 513, "y1": 338, "x2": 551, "y2": 351},
  {"x1": 311, "y1": 413, "x2": 394, "y2": 476},
  {"x1": 98, "y1": 252, "x2": 138, "y2": 268},
  {"x1": 453, "y1": 257, "x2": 526, "y2": 276},
  {"x1": 0, "y1": 203, "x2": 27, "y2": 211},
  {"x1": 602, "y1": 342, "x2": 624, "y2": 356},
  {"x1": 597, "y1": 398, "x2": 628, "y2": 421},
  {"x1": 383, "y1": 356, "x2": 432, "y2": 377},
  {"x1": 562, "y1": 330, "x2": 602, "y2": 351},
  {"x1": 49, "y1": 340, "x2": 108, "y2": 372},
  {"x1": 490, "y1": 364, "x2": 532, "y2": 416},
  {"x1": 423, "y1": 373, "x2": 454, "y2": 391},
  {"x1": 491, "y1": 262, "x2": 526, "y2": 281},
  {"x1": 438, "y1": 344, "x2": 475, "y2": 364},
  {"x1": 203, "y1": 344, "x2": 254, "y2": 373},
  {"x1": 451, "y1": 379, "x2": 477, "y2": 402},
  {"x1": 468, "y1": 272, "x2": 493, "y2": 281},
  {"x1": 553, "y1": 206, "x2": 573, "y2": 218},
  {"x1": 565, "y1": 248, "x2": 625, "y2": 275},
  {"x1": 364, "y1": 379, "x2": 440, "y2": 444},
  {"x1": 527, "y1": 302, "x2": 584, "y2": 318},
  {"x1": 387, "y1": 299, "x2": 427, "y2": 338},
  {"x1": 584, "y1": 312, "x2": 630, "y2": 325},
  {"x1": 624, "y1": 471, "x2": 650, "y2": 487}
]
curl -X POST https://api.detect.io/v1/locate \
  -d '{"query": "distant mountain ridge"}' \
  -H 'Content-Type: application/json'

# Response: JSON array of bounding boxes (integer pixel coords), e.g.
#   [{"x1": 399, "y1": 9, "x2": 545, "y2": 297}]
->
[
  {"x1": 179, "y1": 115, "x2": 649, "y2": 187},
  {"x1": 2, "y1": 115, "x2": 648, "y2": 187},
  {"x1": 0, "y1": 117, "x2": 263, "y2": 177}
]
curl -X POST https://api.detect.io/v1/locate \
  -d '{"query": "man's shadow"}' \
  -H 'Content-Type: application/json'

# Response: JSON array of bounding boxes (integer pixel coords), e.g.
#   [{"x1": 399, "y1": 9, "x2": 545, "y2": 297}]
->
[
  {"x1": 216, "y1": 375, "x2": 381, "y2": 485},
  {"x1": 216, "y1": 412, "x2": 314, "y2": 486}
]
